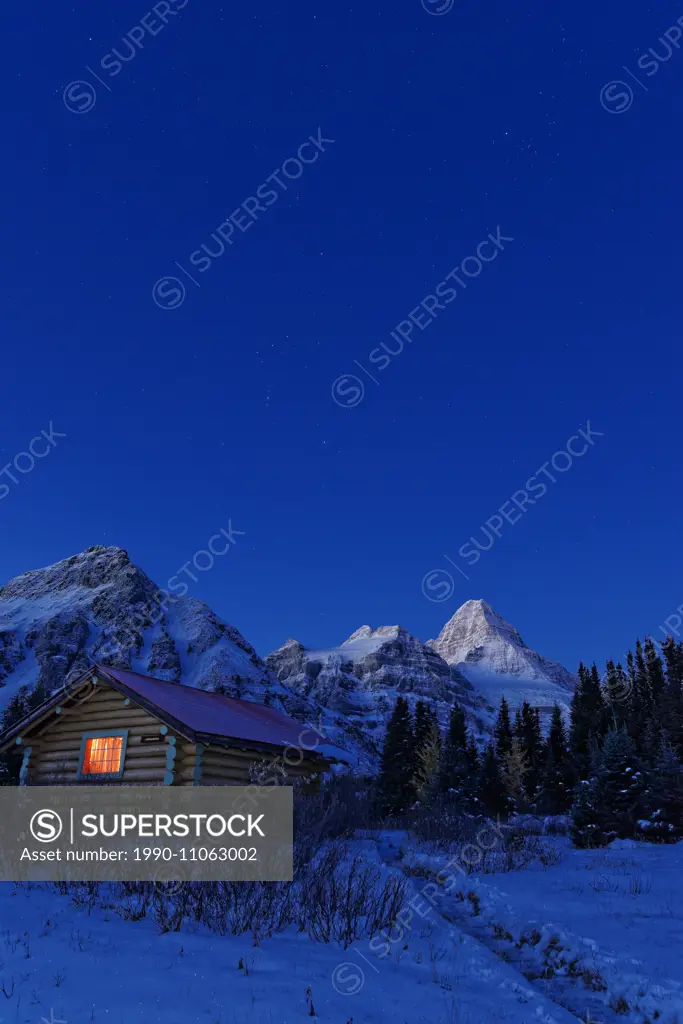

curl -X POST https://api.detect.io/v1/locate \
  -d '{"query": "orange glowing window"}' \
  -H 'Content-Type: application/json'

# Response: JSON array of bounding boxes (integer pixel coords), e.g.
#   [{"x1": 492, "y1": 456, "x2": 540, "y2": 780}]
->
[{"x1": 79, "y1": 733, "x2": 127, "y2": 776}]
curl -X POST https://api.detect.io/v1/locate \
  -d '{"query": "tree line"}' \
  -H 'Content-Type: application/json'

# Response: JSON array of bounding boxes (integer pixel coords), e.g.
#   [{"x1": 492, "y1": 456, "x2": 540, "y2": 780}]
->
[{"x1": 376, "y1": 634, "x2": 683, "y2": 846}]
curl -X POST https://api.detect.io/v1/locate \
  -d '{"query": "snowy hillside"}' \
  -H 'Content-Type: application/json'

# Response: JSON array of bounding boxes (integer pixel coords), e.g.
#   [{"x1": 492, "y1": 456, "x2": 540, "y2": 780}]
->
[{"x1": 430, "y1": 599, "x2": 576, "y2": 717}]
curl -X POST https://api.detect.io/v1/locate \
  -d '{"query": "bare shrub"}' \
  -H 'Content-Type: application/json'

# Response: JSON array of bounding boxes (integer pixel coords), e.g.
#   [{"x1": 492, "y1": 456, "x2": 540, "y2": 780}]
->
[
  {"x1": 627, "y1": 872, "x2": 652, "y2": 896},
  {"x1": 402, "y1": 799, "x2": 487, "y2": 850},
  {"x1": 48, "y1": 819, "x2": 405, "y2": 951},
  {"x1": 299, "y1": 843, "x2": 407, "y2": 948}
]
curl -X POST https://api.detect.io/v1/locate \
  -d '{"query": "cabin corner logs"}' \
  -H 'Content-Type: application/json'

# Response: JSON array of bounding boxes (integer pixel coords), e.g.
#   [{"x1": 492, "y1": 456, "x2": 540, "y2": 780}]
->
[{"x1": 13, "y1": 679, "x2": 324, "y2": 789}]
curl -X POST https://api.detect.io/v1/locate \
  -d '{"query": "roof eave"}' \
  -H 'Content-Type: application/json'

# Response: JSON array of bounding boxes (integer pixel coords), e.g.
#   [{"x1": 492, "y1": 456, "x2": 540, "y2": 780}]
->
[{"x1": 197, "y1": 732, "x2": 333, "y2": 762}]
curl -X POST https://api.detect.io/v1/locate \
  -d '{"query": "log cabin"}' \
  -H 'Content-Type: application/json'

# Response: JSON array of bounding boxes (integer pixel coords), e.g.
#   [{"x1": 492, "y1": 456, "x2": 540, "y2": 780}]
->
[{"x1": 0, "y1": 665, "x2": 341, "y2": 788}]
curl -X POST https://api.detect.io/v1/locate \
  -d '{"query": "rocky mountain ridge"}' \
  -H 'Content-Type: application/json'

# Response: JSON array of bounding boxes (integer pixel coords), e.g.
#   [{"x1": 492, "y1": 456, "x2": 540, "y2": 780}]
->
[{"x1": 265, "y1": 624, "x2": 492, "y2": 754}]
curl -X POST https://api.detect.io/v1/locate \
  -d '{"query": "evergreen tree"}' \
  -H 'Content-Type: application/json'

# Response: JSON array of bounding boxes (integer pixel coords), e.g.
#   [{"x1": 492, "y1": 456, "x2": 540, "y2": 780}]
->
[
  {"x1": 466, "y1": 735, "x2": 480, "y2": 774},
  {"x1": 478, "y1": 744, "x2": 510, "y2": 817},
  {"x1": 0, "y1": 685, "x2": 33, "y2": 785},
  {"x1": 494, "y1": 696, "x2": 513, "y2": 762},
  {"x1": 603, "y1": 659, "x2": 629, "y2": 728},
  {"x1": 661, "y1": 635, "x2": 683, "y2": 747},
  {"x1": 539, "y1": 703, "x2": 572, "y2": 813},
  {"x1": 570, "y1": 663, "x2": 592, "y2": 779},
  {"x1": 414, "y1": 722, "x2": 442, "y2": 801},
  {"x1": 570, "y1": 662, "x2": 607, "y2": 779},
  {"x1": 593, "y1": 728, "x2": 646, "y2": 841},
  {"x1": 377, "y1": 697, "x2": 415, "y2": 814},
  {"x1": 439, "y1": 705, "x2": 468, "y2": 792},
  {"x1": 630, "y1": 641, "x2": 651, "y2": 751},
  {"x1": 570, "y1": 775, "x2": 604, "y2": 848},
  {"x1": 412, "y1": 701, "x2": 439, "y2": 795},
  {"x1": 662, "y1": 635, "x2": 683, "y2": 701},
  {"x1": 641, "y1": 739, "x2": 683, "y2": 841},
  {"x1": 513, "y1": 707, "x2": 522, "y2": 738},
  {"x1": 515, "y1": 700, "x2": 544, "y2": 802},
  {"x1": 413, "y1": 701, "x2": 431, "y2": 752},
  {"x1": 590, "y1": 663, "x2": 609, "y2": 736},
  {"x1": 643, "y1": 637, "x2": 666, "y2": 747},
  {"x1": 644, "y1": 637, "x2": 666, "y2": 705}
]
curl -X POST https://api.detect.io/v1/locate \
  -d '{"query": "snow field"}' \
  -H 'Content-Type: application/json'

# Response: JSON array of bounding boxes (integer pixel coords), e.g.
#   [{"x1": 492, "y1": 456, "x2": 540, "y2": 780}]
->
[{"x1": 399, "y1": 833, "x2": 683, "y2": 1023}]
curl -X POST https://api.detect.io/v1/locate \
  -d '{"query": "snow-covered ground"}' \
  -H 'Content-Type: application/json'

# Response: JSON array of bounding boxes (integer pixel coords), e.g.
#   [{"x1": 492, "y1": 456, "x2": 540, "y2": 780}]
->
[
  {"x1": 0, "y1": 852, "x2": 575, "y2": 1024},
  {"x1": 1, "y1": 834, "x2": 679, "y2": 1024},
  {"x1": 400, "y1": 833, "x2": 683, "y2": 1023}
]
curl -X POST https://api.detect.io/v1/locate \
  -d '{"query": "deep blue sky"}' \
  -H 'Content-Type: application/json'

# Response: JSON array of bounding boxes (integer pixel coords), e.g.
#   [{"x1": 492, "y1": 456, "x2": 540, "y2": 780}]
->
[{"x1": 1, "y1": 0, "x2": 681, "y2": 673}]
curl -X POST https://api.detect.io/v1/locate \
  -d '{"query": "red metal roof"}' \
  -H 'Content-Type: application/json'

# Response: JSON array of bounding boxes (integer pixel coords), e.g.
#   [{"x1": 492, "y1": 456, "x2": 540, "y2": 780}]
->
[{"x1": 96, "y1": 665, "x2": 327, "y2": 753}]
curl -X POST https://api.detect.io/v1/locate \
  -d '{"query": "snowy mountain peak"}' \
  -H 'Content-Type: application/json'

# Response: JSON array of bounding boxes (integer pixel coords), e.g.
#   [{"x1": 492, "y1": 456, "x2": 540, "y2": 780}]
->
[
  {"x1": 272, "y1": 638, "x2": 305, "y2": 653},
  {"x1": 343, "y1": 624, "x2": 403, "y2": 647},
  {"x1": 0, "y1": 545, "x2": 145, "y2": 602},
  {"x1": 0, "y1": 545, "x2": 279, "y2": 708},
  {"x1": 431, "y1": 599, "x2": 576, "y2": 715},
  {"x1": 435, "y1": 599, "x2": 527, "y2": 656}
]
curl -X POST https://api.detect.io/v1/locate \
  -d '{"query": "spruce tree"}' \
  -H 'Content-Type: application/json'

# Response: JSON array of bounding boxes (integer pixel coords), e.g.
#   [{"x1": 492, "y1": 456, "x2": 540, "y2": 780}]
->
[
  {"x1": 589, "y1": 663, "x2": 609, "y2": 737},
  {"x1": 593, "y1": 728, "x2": 645, "y2": 841},
  {"x1": 515, "y1": 700, "x2": 544, "y2": 802},
  {"x1": 412, "y1": 701, "x2": 439, "y2": 795},
  {"x1": 570, "y1": 662, "x2": 607, "y2": 779},
  {"x1": 570, "y1": 663, "x2": 592, "y2": 779},
  {"x1": 479, "y1": 744, "x2": 510, "y2": 817},
  {"x1": 571, "y1": 775, "x2": 604, "y2": 848},
  {"x1": 414, "y1": 722, "x2": 442, "y2": 801},
  {"x1": 539, "y1": 703, "x2": 572, "y2": 813},
  {"x1": 377, "y1": 697, "x2": 415, "y2": 814},
  {"x1": 642, "y1": 739, "x2": 683, "y2": 841},
  {"x1": 0, "y1": 685, "x2": 32, "y2": 785},
  {"x1": 439, "y1": 705, "x2": 468, "y2": 793},
  {"x1": 662, "y1": 635, "x2": 683, "y2": 747},
  {"x1": 414, "y1": 701, "x2": 431, "y2": 752},
  {"x1": 644, "y1": 637, "x2": 666, "y2": 703},
  {"x1": 494, "y1": 696, "x2": 513, "y2": 762},
  {"x1": 630, "y1": 641, "x2": 651, "y2": 750},
  {"x1": 603, "y1": 659, "x2": 629, "y2": 728},
  {"x1": 466, "y1": 735, "x2": 480, "y2": 774},
  {"x1": 662, "y1": 635, "x2": 683, "y2": 702},
  {"x1": 643, "y1": 637, "x2": 666, "y2": 744},
  {"x1": 624, "y1": 650, "x2": 638, "y2": 736}
]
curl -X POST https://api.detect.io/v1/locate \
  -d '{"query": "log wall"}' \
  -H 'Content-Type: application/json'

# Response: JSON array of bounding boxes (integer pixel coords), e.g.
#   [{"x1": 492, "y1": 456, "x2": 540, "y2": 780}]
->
[
  {"x1": 176, "y1": 742, "x2": 326, "y2": 788},
  {"x1": 24, "y1": 686, "x2": 175, "y2": 785}
]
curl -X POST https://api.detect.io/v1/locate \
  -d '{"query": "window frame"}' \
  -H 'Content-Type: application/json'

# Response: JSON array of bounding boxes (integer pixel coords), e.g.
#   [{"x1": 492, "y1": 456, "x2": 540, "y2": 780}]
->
[{"x1": 77, "y1": 729, "x2": 129, "y2": 781}]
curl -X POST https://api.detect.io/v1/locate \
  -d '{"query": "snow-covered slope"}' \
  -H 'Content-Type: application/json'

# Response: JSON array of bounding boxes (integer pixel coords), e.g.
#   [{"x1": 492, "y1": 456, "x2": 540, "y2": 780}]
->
[
  {"x1": 0, "y1": 546, "x2": 282, "y2": 707},
  {"x1": 430, "y1": 599, "x2": 576, "y2": 717}
]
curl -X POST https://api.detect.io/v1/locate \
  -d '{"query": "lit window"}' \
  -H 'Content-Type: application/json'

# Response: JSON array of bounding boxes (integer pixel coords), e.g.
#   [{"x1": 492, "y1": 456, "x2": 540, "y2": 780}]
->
[{"x1": 78, "y1": 732, "x2": 127, "y2": 778}]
